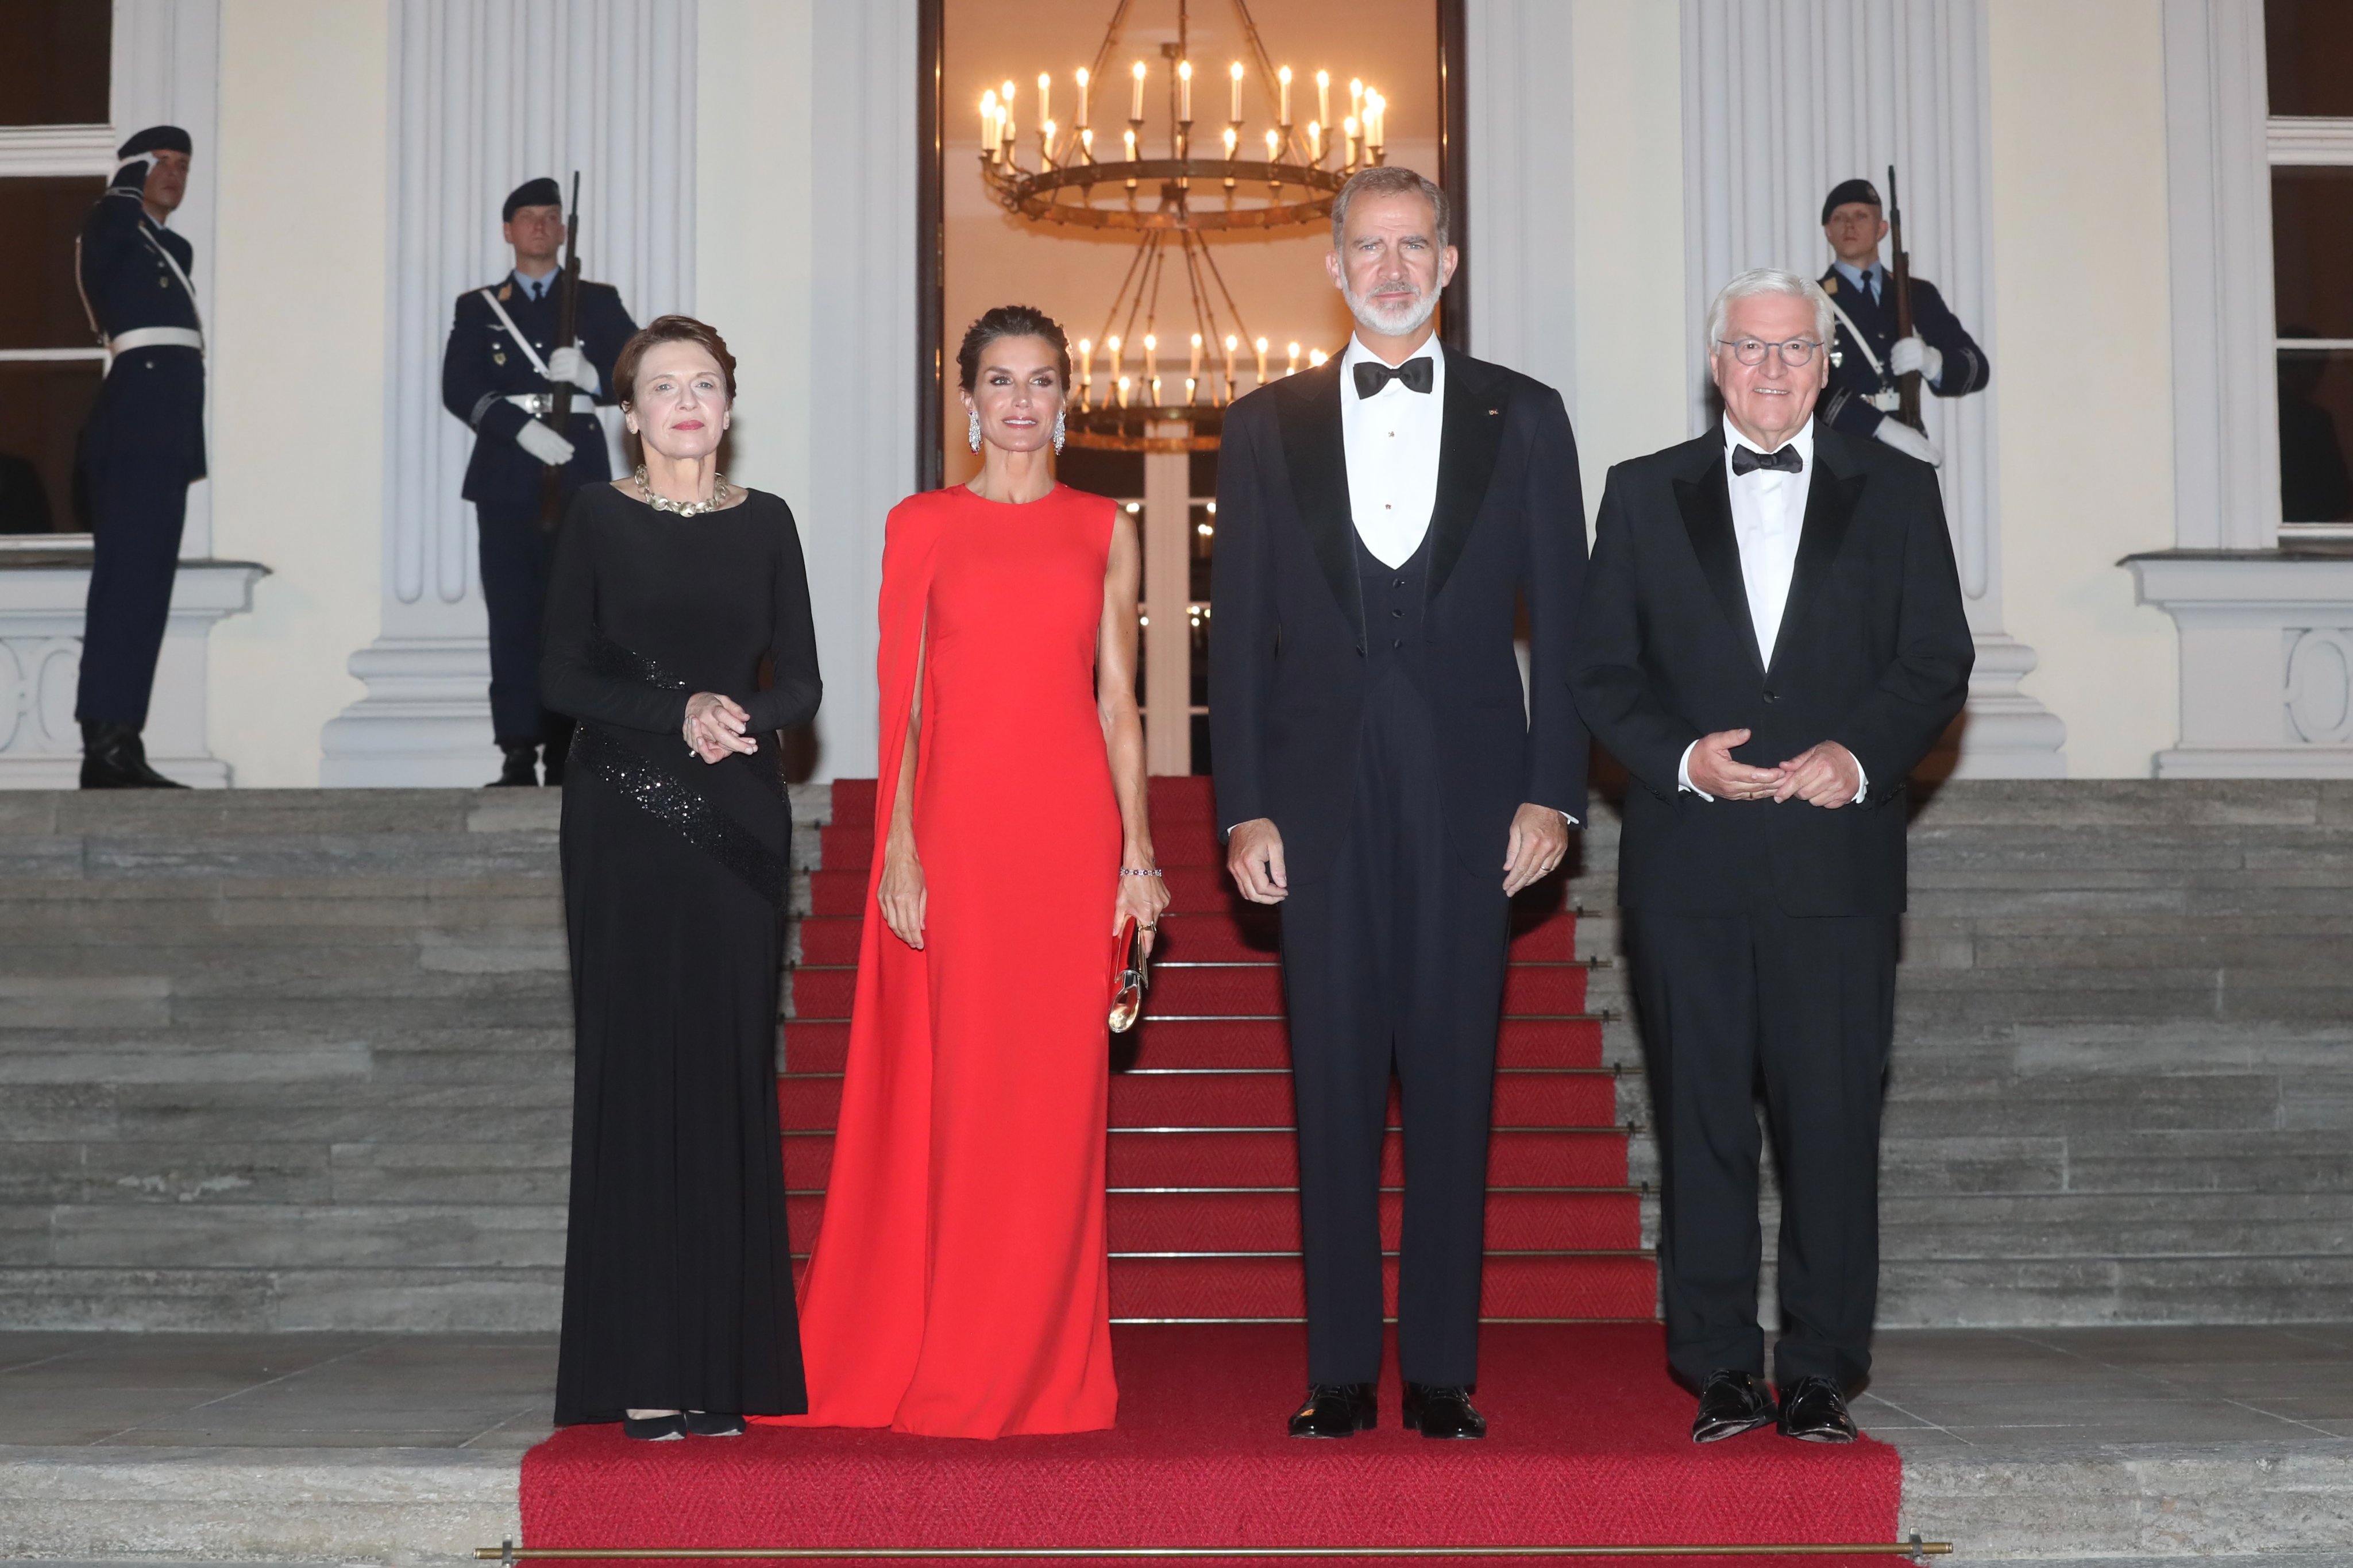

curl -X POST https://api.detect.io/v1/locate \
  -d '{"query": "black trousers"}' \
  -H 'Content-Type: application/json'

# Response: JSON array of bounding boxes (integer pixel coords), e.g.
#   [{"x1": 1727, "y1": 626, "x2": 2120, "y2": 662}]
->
[
  {"x1": 75, "y1": 353, "x2": 204, "y2": 728},
  {"x1": 1625, "y1": 906, "x2": 1896, "y2": 1391},
  {"x1": 1278, "y1": 669, "x2": 1510, "y2": 1387},
  {"x1": 478, "y1": 507, "x2": 571, "y2": 750}
]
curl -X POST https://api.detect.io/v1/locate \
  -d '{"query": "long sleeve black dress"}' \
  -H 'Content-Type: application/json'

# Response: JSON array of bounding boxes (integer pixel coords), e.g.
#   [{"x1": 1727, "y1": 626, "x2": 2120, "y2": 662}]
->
[{"x1": 541, "y1": 481, "x2": 820, "y2": 1424}]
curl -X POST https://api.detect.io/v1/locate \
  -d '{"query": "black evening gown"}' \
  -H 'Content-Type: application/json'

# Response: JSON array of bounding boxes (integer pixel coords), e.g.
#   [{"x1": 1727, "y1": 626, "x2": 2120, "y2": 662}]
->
[{"x1": 542, "y1": 481, "x2": 820, "y2": 1424}]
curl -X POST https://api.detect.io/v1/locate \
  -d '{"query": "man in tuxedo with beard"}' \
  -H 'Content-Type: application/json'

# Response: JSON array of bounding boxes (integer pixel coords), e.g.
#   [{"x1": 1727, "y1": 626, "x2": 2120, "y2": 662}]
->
[
  {"x1": 1210, "y1": 165, "x2": 1590, "y2": 1440},
  {"x1": 1569, "y1": 269, "x2": 1972, "y2": 1445}
]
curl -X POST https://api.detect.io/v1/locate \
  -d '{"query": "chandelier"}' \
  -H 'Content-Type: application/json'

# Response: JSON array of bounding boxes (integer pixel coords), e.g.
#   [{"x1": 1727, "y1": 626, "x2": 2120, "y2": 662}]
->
[{"x1": 976, "y1": 0, "x2": 1393, "y2": 451}]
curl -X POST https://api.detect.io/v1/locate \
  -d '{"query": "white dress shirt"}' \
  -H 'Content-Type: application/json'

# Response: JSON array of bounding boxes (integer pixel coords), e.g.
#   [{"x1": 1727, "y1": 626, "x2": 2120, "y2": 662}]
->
[
  {"x1": 1678, "y1": 415, "x2": 1865, "y2": 803},
  {"x1": 1340, "y1": 334, "x2": 1445, "y2": 568}
]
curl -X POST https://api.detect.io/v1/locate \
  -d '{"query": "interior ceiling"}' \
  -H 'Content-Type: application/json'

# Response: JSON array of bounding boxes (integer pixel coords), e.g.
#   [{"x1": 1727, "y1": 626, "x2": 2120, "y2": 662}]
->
[{"x1": 941, "y1": 0, "x2": 1442, "y2": 478}]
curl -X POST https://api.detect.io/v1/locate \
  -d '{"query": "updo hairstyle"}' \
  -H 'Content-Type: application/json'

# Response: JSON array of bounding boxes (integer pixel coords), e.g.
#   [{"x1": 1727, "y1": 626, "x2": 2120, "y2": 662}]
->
[
  {"x1": 614, "y1": 314, "x2": 739, "y2": 408},
  {"x1": 956, "y1": 304, "x2": 1071, "y2": 393}
]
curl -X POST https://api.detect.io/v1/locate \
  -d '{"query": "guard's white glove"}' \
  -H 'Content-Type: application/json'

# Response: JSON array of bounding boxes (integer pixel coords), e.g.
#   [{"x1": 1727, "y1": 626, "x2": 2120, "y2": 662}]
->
[
  {"x1": 1872, "y1": 418, "x2": 1943, "y2": 468},
  {"x1": 547, "y1": 346, "x2": 598, "y2": 393},
  {"x1": 1888, "y1": 334, "x2": 1943, "y2": 386},
  {"x1": 515, "y1": 420, "x2": 576, "y2": 466}
]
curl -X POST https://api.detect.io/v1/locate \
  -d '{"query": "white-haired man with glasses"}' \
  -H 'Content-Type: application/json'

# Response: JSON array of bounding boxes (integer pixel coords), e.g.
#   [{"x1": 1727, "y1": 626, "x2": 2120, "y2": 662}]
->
[{"x1": 1568, "y1": 268, "x2": 1972, "y2": 1446}]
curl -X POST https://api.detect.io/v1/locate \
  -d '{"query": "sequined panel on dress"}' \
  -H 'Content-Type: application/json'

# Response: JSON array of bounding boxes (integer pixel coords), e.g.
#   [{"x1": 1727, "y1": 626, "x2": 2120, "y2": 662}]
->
[
  {"x1": 585, "y1": 632, "x2": 689, "y2": 691},
  {"x1": 569, "y1": 724, "x2": 788, "y2": 909}
]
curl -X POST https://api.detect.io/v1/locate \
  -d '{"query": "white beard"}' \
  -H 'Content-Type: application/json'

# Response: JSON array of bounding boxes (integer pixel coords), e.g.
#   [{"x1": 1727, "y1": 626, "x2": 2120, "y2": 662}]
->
[{"x1": 1344, "y1": 278, "x2": 1440, "y2": 341}]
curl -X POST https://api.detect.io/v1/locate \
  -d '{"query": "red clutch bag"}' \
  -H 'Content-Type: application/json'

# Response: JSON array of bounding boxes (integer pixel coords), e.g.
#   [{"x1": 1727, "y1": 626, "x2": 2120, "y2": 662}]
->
[{"x1": 1109, "y1": 916, "x2": 1150, "y2": 1033}]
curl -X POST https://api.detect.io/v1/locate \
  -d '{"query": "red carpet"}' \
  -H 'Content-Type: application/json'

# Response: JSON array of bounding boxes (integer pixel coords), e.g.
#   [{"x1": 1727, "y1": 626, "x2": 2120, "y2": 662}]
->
[
  {"x1": 521, "y1": 1324, "x2": 1902, "y2": 1560},
  {"x1": 520, "y1": 779, "x2": 1902, "y2": 1555}
]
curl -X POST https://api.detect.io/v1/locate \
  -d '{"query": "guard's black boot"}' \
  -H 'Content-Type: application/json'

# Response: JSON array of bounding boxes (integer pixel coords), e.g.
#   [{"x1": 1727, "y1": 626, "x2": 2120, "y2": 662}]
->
[
  {"x1": 79, "y1": 723, "x2": 188, "y2": 789},
  {"x1": 488, "y1": 744, "x2": 539, "y2": 787}
]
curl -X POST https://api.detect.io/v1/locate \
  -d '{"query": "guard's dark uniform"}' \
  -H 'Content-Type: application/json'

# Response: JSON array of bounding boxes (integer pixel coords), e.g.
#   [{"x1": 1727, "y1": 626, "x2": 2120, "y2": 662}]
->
[
  {"x1": 75, "y1": 153, "x2": 205, "y2": 732},
  {"x1": 439, "y1": 268, "x2": 635, "y2": 753},
  {"x1": 1817, "y1": 264, "x2": 1989, "y2": 438}
]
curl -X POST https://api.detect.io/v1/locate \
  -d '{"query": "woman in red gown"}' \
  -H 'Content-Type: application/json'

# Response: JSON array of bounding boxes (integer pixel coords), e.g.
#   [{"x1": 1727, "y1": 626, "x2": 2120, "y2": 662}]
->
[{"x1": 769, "y1": 306, "x2": 1168, "y2": 1438}]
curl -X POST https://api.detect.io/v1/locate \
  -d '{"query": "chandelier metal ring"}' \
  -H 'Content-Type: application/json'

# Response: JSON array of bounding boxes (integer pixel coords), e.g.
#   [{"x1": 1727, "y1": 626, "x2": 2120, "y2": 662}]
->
[{"x1": 982, "y1": 159, "x2": 1347, "y2": 231}]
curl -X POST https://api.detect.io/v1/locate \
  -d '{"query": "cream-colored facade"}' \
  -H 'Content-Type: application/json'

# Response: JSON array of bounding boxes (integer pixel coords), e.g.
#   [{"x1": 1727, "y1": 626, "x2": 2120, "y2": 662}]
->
[{"x1": 13, "y1": 0, "x2": 2332, "y2": 784}]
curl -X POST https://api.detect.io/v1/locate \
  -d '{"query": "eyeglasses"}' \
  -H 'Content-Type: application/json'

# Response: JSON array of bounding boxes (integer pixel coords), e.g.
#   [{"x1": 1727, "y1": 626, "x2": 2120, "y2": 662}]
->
[{"x1": 1716, "y1": 337, "x2": 1824, "y2": 368}]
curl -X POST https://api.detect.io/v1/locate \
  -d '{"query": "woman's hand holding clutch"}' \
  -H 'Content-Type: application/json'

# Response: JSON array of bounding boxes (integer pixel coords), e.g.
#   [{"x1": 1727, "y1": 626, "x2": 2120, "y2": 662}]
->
[
  {"x1": 684, "y1": 692, "x2": 757, "y2": 763},
  {"x1": 880, "y1": 835, "x2": 927, "y2": 950},
  {"x1": 1115, "y1": 861, "x2": 1170, "y2": 957}
]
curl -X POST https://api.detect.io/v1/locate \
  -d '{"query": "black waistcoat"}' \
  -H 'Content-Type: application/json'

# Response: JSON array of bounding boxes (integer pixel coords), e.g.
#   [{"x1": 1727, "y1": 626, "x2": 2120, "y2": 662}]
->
[{"x1": 1356, "y1": 527, "x2": 1433, "y2": 692}]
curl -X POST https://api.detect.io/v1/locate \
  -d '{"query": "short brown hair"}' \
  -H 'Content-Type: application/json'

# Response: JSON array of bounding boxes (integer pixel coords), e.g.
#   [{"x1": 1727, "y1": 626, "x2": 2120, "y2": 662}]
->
[
  {"x1": 956, "y1": 304, "x2": 1070, "y2": 393},
  {"x1": 615, "y1": 314, "x2": 738, "y2": 406}
]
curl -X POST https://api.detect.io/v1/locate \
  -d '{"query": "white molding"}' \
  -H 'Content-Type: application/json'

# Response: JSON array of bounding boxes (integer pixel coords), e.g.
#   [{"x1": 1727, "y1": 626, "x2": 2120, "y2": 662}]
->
[
  {"x1": 796, "y1": 0, "x2": 917, "y2": 782},
  {"x1": 2162, "y1": 0, "x2": 2278, "y2": 551},
  {"x1": 321, "y1": 0, "x2": 698, "y2": 786},
  {"x1": 1681, "y1": 0, "x2": 2061, "y2": 777},
  {"x1": 0, "y1": 125, "x2": 117, "y2": 177},
  {"x1": 2128, "y1": 551, "x2": 2353, "y2": 777},
  {"x1": 2268, "y1": 115, "x2": 2353, "y2": 164}
]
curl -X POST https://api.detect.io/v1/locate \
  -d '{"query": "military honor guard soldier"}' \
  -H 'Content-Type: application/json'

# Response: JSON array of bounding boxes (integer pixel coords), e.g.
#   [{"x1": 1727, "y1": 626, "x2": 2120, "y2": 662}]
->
[
  {"x1": 441, "y1": 177, "x2": 638, "y2": 786},
  {"x1": 1816, "y1": 178, "x2": 1989, "y2": 469},
  {"x1": 72, "y1": 126, "x2": 206, "y2": 788}
]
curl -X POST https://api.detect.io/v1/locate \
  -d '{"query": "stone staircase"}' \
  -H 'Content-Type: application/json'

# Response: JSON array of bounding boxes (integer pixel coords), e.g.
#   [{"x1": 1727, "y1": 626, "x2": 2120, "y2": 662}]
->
[{"x1": 0, "y1": 782, "x2": 2344, "y2": 1332}]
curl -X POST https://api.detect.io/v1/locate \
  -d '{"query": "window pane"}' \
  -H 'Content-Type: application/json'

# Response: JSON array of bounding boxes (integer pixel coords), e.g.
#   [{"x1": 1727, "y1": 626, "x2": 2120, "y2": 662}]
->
[
  {"x1": 2280, "y1": 347, "x2": 2353, "y2": 522},
  {"x1": 2273, "y1": 167, "x2": 2353, "y2": 339},
  {"x1": 0, "y1": 359, "x2": 102, "y2": 534},
  {"x1": 2267, "y1": 0, "x2": 2353, "y2": 117},
  {"x1": 0, "y1": 177, "x2": 107, "y2": 350},
  {"x1": 0, "y1": 1, "x2": 110, "y2": 127}
]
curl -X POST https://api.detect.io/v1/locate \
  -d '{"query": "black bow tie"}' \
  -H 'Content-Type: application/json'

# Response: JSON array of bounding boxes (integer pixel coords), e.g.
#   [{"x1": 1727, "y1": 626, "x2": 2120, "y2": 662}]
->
[
  {"x1": 1353, "y1": 356, "x2": 1434, "y2": 398},
  {"x1": 1730, "y1": 443, "x2": 1804, "y2": 477}
]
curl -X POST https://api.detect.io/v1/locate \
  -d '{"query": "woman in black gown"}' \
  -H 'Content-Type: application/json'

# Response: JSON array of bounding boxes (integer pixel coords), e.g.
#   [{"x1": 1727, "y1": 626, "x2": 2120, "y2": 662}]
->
[{"x1": 542, "y1": 315, "x2": 818, "y2": 1439}]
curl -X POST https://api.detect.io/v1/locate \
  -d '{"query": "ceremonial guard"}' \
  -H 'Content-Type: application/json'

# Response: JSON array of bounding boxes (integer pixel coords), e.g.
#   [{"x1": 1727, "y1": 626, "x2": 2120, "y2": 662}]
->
[
  {"x1": 441, "y1": 177, "x2": 637, "y2": 786},
  {"x1": 73, "y1": 127, "x2": 205, "y2": 788},
  {"x1": 1816, "y1": 178, "x2": 1988, "y2": 468}
]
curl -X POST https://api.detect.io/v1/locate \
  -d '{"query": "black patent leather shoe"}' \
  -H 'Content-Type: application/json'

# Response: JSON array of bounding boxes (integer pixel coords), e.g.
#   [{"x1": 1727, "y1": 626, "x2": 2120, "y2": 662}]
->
[
  {"x1": 488, "y1": 743, "x2": 539, "y2": 787},
  {"x1": 682, "y1": 1410, "x2": 744, "y2": 1437},
  {"x1": 1287, "y1": 1382, "x2": 1377, "y2": 1438},
  {"x1": 1691, "y1": 1368, "x2": 1777, "y2": 1444},
  {"x1": 622, "y1": 1412, "x2": 686, "y2": 1441},
  {"x1": 1402, "y1": 1382, "x2": 1487, "y2": 1439},
  {"x1": 79, "y1": 723, "x2": 188, "y2": 789},
  {"x1": 1775, "y1": 1375, "x2": 1858, "y2": 1443}
]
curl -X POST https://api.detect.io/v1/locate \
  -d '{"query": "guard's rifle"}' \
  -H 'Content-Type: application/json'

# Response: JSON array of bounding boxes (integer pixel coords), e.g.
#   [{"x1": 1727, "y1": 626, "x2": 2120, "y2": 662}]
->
[
  {"x1": 538, "y1": 171, "x2": 583, "y2": 530},
  {"x1": 1886, "y1": 163, "x2": 1922, "y2": 432}
]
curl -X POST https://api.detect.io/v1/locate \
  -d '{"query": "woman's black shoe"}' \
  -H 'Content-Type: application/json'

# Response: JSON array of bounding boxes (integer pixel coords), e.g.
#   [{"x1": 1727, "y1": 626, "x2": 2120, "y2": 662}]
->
[
  {"x1": 1775, "y1": 1375, "x2": 1858, "y2": 1443},
  {"x1": 1691, "y1": 1368, "x2": 1777, "y2": 1443},
  {"x1": 1402, "y1": 1382, "x2": 1487, "y2": 1439},
  {"x1": 622, "y1": 1413, "x2": 686, "y2": 1441},
  {"x1": 1287, "y1": 1382, "x2": 1377, "y2": 1438},
  {"x1": 682, "y1": 1411, "x2": 745, "y2": 1437}
]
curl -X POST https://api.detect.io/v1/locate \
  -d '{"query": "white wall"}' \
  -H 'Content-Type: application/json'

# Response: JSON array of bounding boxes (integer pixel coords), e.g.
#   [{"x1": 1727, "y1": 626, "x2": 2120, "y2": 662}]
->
[
  {"x1": 205, "y1": 1, "x2": 390, "y2": 785},
  {"x1": 1570, "y1": 0, "x2": 1687, "y2": 519},
  {"x1": 1986, "y1": 0, "x2": 2178, "y2": 777}
]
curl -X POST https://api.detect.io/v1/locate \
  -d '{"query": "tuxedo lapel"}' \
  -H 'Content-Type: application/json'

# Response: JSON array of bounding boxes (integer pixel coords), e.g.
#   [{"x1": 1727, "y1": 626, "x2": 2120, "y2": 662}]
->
[
  {"x1": 1428, "y1": 353, "x2": 1512, "y2": 600},
  {"x1": 1767, "y1": 432, "x2": 1866, "y2": 679},
  {"x1": 1673, "y1": 446, "x2": 1765, "y2": 675},
  {"x1": 1272, "y1": 362, "x2": 1363, "y2": 638}
]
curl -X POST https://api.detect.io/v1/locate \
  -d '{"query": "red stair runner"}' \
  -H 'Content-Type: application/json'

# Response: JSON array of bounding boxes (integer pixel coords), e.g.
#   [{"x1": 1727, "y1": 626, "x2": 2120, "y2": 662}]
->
[{"x1": 782, "y1": 775, "x2": 1653, "y2": 1323}]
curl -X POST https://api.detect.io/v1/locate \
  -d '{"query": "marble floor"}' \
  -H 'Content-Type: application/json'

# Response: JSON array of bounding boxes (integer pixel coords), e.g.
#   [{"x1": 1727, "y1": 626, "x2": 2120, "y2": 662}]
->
[{"x1": 2, "y1": 1323, "x2": 2350, "y2": 1454}]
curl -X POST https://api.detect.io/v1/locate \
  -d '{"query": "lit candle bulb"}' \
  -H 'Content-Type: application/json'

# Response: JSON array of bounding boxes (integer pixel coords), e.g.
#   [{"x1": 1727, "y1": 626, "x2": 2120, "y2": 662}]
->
[
  {"x1": 1343, "y1": 115, "x2": 1359, "y2": 167},
  {"x1": 1366, "y1": 91, "x2": 1384, "y2": 155},
  {"x1": 1349, "y1": 77, "x2": 1363, "y2": 124},
  {"x1": 1266, "y1": 128, "x2": 1280, "y2": 161},
  {"x1": 1316, "y1": 69, "x2": 1330, "y2": 127},
  {"x1": 1229, "y1": 61, "x2": 1244, "y2": 123},
  {"x1": 1117, "y1": 374, "x2": 1131, "y2": 408},
  {"x1": 1038, "y1": 73, "x2": 1052, "y2": 128},
  {"x1": 1081, "y1": 126, "x2": 1095, "y2": 160},
  {"x1": 1222, "y1": 334, "x2": 1239, "y2": 400},
  {"x1": 1286, "y1": 341, "x2": 1301, "y2": 377},
  {"x1": 1150, "y1": 372, "x2": 1163, "y2": 404},
  {"x1": 1123, "y1": 127, "x2": 1137, "y2": 163},
  {"x1": 1185, "y1": 375, "x2": 1198, "y2": 405},
  {"x1": 1178, "y1": 60, "x2": 1192, "y2": 122},
  {"x1": 1106, "y1": 334, "x2": 1122, "y2": 387},
  {"x1": 1278, "y1": 65, "x2": 1293, "y2": 125},
  {"x1": 1131, "y1": 61, "x2": 1147, "y2": 121},
  {"x1": 1042, "y1": 119, "x2": 1057, "y2": 163},
  {"x1": 1222, "y1": 125, "x2": 1237, "y2": 159},
  {"x1": 1253, "y1": 336, "x2": 1269, "y2": 386},
  {"x1": 1308, "y1": 348, "x2": 1329, "y2": 368},
  {"x1": 981, "y1": 91, "x2": 998, "y2": 157},
  {"x1": 1308, "y1": 120, "x2": 1322, "y2": 164},
  {"x1": 1143, "y1": 332, "x2": 1158, "y2": 391},
  {"x1": 1075, "y1": 67, "x2": 1090, "y2": 128},
  {"x1": 1078, "y1": 338, "x2": 1094, "y2": 406},
  {"x1": 1189, "y1": 332, "x2": 1203, "y2": 382}
]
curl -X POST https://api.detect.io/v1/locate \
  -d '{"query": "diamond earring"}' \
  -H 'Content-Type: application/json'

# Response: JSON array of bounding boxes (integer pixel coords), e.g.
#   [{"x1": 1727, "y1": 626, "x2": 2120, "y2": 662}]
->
[
  {"x1": 967, "y1": 410, "x2": 982, "y2": 453},
  {"x1": 1052, "y1": 408, "x2": 1066, "y2": 455}
]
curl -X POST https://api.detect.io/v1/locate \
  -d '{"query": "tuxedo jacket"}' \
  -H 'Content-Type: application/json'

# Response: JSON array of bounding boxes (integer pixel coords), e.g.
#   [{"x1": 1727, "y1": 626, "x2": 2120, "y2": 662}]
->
[
  {"x1": 1209, "y1": 351, "x2": 1590, "y2": 882},
  {"x1": 1568, "y1": 424, "x2": 1972, "y2": 916}
]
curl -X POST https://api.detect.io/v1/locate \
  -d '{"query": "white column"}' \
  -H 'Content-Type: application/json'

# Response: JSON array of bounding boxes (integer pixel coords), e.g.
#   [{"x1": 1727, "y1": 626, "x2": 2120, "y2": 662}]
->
[
  {"x1": 1143, "y1": 426, "x2": 1193, "y2": 775},
  {"x1": 794, "y1": 0, "x2": 917, "y2": 783},
  {"x1": 1682, "y1": 0, "x2": 2064, "y2": 777},
  {"x1": 321, "y1": 0, "x2": 697, "y2": 785},
  {"x1": 1462, "y1": 1, "x2": 1579, "y2": 406}
]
